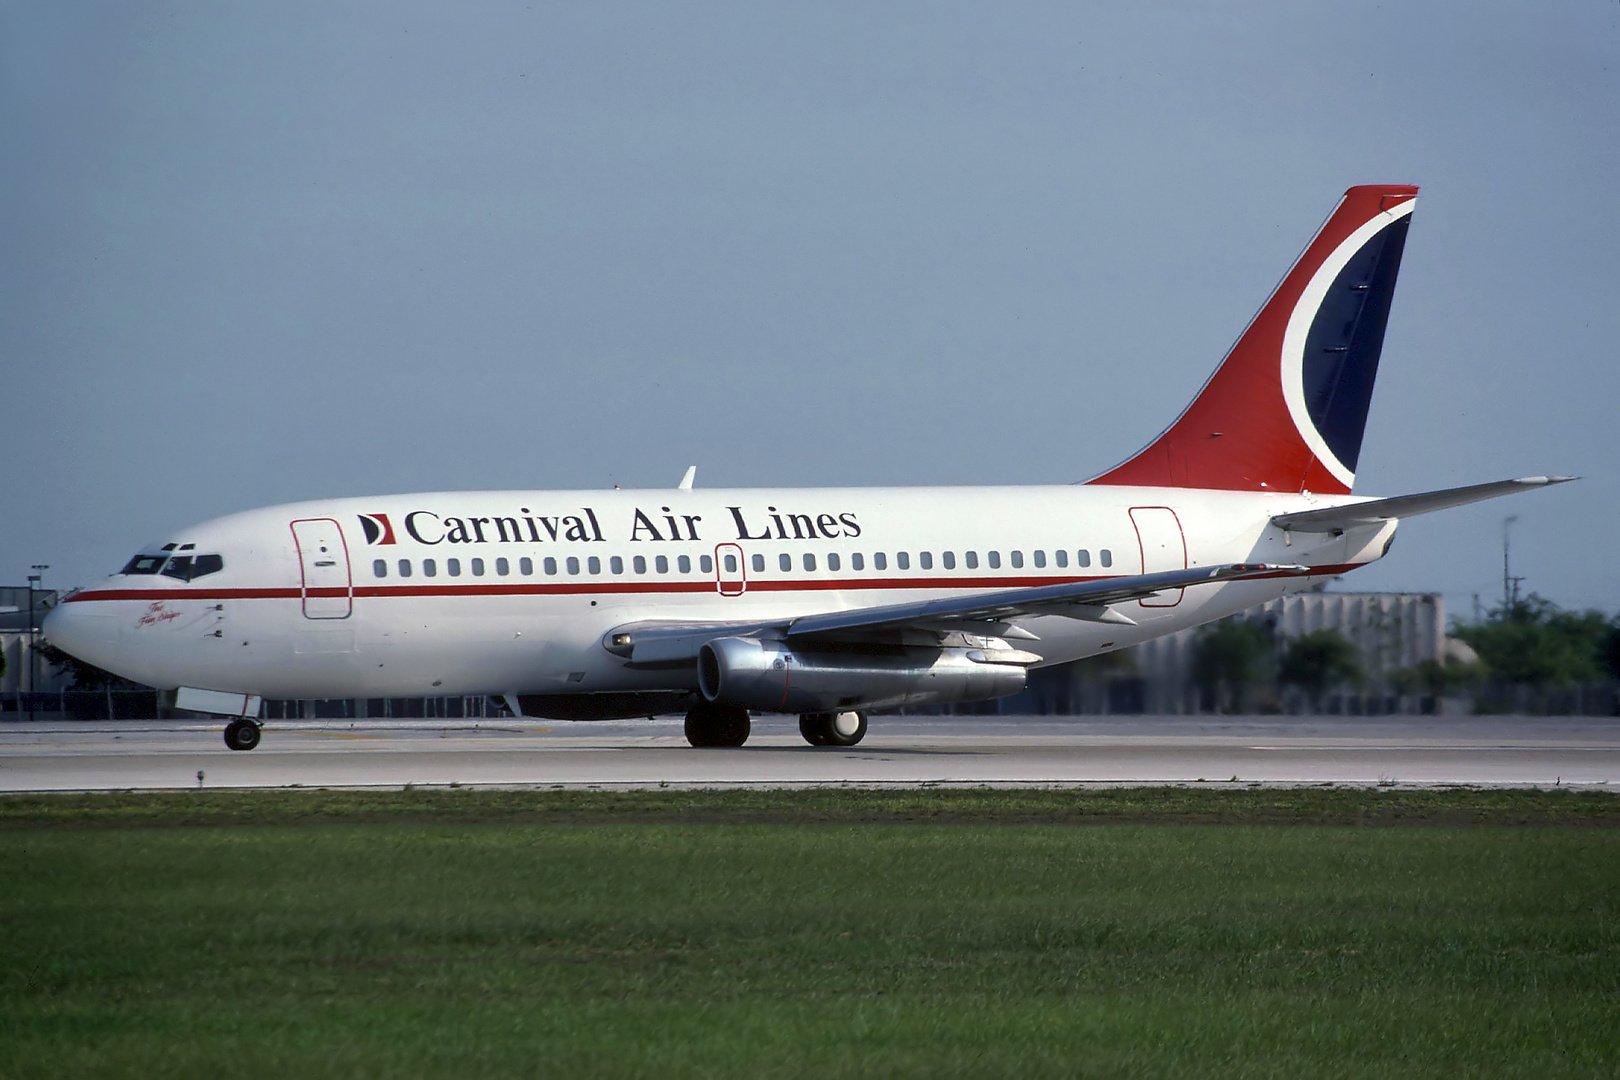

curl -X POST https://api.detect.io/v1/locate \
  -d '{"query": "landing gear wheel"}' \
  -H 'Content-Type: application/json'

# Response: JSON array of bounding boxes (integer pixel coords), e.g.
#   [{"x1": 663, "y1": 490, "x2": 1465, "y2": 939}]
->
[
  {"x1": 799, "y1": 711, "x2": 868, "y2": 747},
  {"x1": 684, "y1": 702, "x2": 751, "y2": 747},
  {"x1": 223, "y1": 719, "x2": 261, "y2": 751}
]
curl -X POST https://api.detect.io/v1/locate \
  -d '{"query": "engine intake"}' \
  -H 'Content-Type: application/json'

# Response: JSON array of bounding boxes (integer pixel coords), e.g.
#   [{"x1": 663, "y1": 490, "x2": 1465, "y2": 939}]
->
[{"x1": 697, "y1": 636, "x2": 1028, "y2": 714}]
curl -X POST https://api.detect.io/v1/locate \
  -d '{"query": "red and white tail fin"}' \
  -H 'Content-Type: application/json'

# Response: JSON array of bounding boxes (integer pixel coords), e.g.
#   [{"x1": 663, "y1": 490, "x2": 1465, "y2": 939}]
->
[{"x1": 1088, "y1": 184, "x2": 1418, "y2": 495}]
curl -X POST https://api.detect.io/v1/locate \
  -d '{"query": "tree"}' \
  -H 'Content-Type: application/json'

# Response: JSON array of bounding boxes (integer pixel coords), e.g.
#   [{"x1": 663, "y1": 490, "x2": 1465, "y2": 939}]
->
[
  {"x1": 1387, "y1": 657, "x2": 1479, "y2": 698},
  {"x1": 1278, "y1": 630, "x2": 1363, "y2": 711},
  {"x1": 1603, "y1": 623, "x2": 1620, "y2": 681},
  {"x1": 1452, "y1": 596, "x2": 1610, "y2": 686},
  {"x1": 1192, "y1": 618, "x2": 1270, "y2": 713}
]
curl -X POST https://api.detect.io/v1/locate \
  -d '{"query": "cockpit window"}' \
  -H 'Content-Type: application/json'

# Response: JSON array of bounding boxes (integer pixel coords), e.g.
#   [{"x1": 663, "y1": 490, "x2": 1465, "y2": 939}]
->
[
  {"x1": 159, "y1": 553, "x2": 225, "y2": 581},
  {"x1": 121, "y1": 554, "x2": 168, "y2": 575}
]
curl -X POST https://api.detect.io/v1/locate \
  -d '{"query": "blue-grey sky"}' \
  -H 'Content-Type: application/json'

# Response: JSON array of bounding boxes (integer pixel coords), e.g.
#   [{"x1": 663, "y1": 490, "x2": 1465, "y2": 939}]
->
[{"x1": 4, "y1": 1, "x2": 1617, "y2": 619}]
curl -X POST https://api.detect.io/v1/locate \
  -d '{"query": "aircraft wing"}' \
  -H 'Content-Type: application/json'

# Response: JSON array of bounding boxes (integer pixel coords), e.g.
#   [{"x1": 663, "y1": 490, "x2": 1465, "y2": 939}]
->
[
  {"x1": 607, "y1": 562, "x2": 1307, "y2": 664},
  {"x1": 1270, "y1": 475, "x2": 1575, "y2": 533}
]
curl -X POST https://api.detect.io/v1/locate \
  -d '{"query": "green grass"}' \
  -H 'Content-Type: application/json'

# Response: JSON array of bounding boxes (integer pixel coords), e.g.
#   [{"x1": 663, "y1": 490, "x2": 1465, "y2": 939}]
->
[{"x1": 2, "y1": 790, "x2": 1617, "y2": 1077}]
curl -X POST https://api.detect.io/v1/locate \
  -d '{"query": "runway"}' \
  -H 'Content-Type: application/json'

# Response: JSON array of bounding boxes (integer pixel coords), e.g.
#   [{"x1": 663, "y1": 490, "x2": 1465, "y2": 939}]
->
[{"x1": 2, "y1": 713, "x2": 1617, "y2": 791}]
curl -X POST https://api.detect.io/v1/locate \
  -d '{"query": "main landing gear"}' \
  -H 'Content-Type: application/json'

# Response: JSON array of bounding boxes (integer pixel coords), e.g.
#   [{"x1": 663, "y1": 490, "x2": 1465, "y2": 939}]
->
[
  {"x1": 681, "y1": 704, "x2": 869, "y2": 748},
  {"x1": 799, "y1": 711, "x2": 868, "y2": 747},
  {"x1": 223, "y1": 718, "x2": 262, "y2": 751},
  {"x1": 684, "y1": 701, "x2": 751, "y2": 747}
]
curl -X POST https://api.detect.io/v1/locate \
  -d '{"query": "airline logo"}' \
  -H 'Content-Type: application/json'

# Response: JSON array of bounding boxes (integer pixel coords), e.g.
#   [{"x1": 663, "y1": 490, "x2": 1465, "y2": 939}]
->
[{"x1": 358, "y1": 513, "x2": 397, "y2": 545}]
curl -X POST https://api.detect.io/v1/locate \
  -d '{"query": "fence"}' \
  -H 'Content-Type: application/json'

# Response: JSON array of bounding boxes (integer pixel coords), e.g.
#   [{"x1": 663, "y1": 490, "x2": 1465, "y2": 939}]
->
[{"x1": 2, "y1": 690, "x2": 501, "y2": 722}]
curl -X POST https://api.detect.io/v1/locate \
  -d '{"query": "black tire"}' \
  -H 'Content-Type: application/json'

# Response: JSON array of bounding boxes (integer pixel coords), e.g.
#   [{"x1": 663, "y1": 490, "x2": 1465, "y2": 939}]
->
[
  {"x1": 799, "y1": 711, "x2": 867, "y2": 747},
  {"x1": 685, "y1": 703, "x2": 750, "y2": 748},
  {"x1": 223, "y1": 720, "x2": 261, "y2": 751}
]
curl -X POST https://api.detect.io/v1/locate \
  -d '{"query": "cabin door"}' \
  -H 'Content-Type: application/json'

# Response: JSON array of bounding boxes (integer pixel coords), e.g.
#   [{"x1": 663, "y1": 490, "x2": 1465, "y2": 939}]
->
[
  {"x1": 290, "y1": 518, "x2": 354, "y2": 619},
  {"x1": 1129, "y1": 506, "x2": 1187, "y2": 608}
]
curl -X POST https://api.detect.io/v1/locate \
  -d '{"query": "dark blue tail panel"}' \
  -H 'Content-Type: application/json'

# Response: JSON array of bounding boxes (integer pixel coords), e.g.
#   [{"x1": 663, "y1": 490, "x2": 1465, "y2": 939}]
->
[{"x1": 1301, "y1": 215, "x2": 1411, "y2": 474}]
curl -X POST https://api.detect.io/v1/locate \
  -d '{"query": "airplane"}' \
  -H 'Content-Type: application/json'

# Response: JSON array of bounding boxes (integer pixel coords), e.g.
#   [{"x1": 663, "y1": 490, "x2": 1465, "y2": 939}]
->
[{"x1": 42, "y1": 184, "x2": 1572, "y2": 751}]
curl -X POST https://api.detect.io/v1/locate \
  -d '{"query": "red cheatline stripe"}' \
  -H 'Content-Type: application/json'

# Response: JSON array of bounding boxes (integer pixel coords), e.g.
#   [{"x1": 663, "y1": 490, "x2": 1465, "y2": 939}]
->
[{"x1": 63, "y1": 565, "x2": 1355, "y2": 605}]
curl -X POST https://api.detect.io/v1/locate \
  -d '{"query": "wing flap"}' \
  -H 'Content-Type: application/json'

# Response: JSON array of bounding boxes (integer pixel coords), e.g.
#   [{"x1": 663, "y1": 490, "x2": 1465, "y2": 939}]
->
[
  {"x1": 605, "y1": 563, "x2": 1306, "y2": 663},
  {"x1": 784, "y1": 563, "x2": 1305, "y2": 638}
]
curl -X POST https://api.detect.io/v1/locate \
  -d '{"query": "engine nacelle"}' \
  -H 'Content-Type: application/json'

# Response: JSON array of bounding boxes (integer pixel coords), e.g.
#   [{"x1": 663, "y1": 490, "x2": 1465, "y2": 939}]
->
[{"x1": 697, "y1": 636, "x2": 1030, "y2": 714}]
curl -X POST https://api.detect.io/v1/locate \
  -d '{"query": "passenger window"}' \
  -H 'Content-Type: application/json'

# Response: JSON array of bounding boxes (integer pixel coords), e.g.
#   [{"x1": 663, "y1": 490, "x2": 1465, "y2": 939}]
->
[
  {"x1": 611, "y1": 556, "x2": 624, "y2": 575},
  {"x1": 1011, "y1": 551, "x2": 1024, "y2": 569},
  {"x1": 544, "y1": 557, "x2": 558, "y2": 575},
  {"x1": 988, "y1": 551, "x2": 1001, "y2": 569},
  {"x1": 723, "y1": 553, "x2": 737, "y2": 573},
  {"x1": 965, "y1": 551, "x2": 979, "y2": 569},
  {"x1": 1101, "y1": 549, "x2": 1113, "y2": 568},
  {"x1": 827, "y1": 553, "x2": 840, "y2": 571},
  {"x1": 851, "y1": 552, "x2": 864, "y2": 571},
  {"x1": 520, "y1": 557, "x2": 533, "y2": 575},
  {"x1": 121, "y1": 554, "x2": 167, "y2": 575},
  {"x1": 423, "y1": 559, "x2": 437, "y2": 578},
  {"x1": 634, "y1": 555, "x2": 647, "y2": 574},
  {"x1": 588, "y1": 557, "x2": 601, "y2": 575},
  {"x1": 191, "y1": 554, "x2": 223, "y2": 578},
  {"x1": 1031, "y1": 550, "x2": 1043, "y2": 568},
  {"x1": 447, "y1": 558, "x2": 461, "y2": 577},
  {"x1": 780, "y1": 553, "x2": 792, "y2": 572},
  {"x1": 472, "y1": 558, "x2": 485, "y2": 576},
  {"x1": 896, "y1": 552, "x2": 909, "y2": 570},
  {"x1": 1056, "y1": 550, "x2": 1068, "y2": 568},
  {"x1": 678, "y1": 555, "x2": 691, "y2": 573},
  {"x1": 497, "y1": 557, "x2": 510, "y2": 576},
  {"x1": 920, "y1": 551, "x2": 933, "y2": 570},
  {"x1": 567, "y1": 557, "x2": 580, "y2": 575},
  {"x1": 656, "y1": 555, "x2": 669, "y2": 574},
  {"x1": 398, "y1": 560, "x2": 413, "y2": 578},
  {"x1": 159, "y1": 556, "x2": 193, "y2": 581},
  {"x1": 699, "y1": 555, "x2": 713, "y2": 573},
  {"x1": 942, "y1": 551, "x2": 955, "y2": 570},
  {"x1": 1078, "y1": 549, "x2": 1091, "y2": 568},
  {"x1": 373, "y1": 559, "x2": 387, "y2": 578},
  {"x1": 803, "y1": 553, "x2": 817, "y2": 572},
  {"x1": 874, "y1": 552, "x2": 887, "y2": 571},
  {"x1": 751, "y1": 554, "x2": 764, "y2": 572}
]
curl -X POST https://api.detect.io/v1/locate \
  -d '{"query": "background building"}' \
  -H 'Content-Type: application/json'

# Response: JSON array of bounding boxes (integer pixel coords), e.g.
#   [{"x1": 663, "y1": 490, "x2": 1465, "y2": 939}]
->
[{"x1": 0, "y1": 586, "x2": 70, "y2": 711}]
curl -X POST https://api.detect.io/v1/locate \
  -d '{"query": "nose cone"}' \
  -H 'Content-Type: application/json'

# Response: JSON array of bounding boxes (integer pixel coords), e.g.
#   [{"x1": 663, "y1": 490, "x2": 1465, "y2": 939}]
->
[
  {"x1": 41, "y1": 595, "x2": 121, "y2": 675},
  {"x1": 41, "y1": 601, "x2": 86, "y2": 661}
]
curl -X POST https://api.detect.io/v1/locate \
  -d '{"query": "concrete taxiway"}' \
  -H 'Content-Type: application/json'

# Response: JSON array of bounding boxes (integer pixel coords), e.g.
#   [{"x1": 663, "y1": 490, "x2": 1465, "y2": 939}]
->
[{"x1": 2, "y1": 714, "x2": 1617, "y2": 791}]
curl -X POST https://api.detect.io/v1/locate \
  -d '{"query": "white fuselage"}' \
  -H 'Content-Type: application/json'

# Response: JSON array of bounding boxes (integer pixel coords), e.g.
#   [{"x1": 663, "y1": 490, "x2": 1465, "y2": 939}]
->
[{"x1": 45, "y1": 484, "x2": 1394, "y2": 703}]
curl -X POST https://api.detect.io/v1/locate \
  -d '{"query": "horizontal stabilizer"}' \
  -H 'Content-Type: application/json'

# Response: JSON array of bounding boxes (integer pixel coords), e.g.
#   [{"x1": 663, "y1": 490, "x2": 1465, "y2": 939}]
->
[{"x1": 1270, "y1": 476, "x2": 1576, "y2": 533}]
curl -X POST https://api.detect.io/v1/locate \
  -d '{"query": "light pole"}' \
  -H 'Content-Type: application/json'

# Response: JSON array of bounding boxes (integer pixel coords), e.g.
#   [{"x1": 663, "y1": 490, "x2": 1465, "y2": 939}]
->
[
  {"x1": 1501, "y1": 517, "x2": 1519, "y2": 615},
  {"x1": 27, "y1": 565, "x2": 48, "y2": 721}
]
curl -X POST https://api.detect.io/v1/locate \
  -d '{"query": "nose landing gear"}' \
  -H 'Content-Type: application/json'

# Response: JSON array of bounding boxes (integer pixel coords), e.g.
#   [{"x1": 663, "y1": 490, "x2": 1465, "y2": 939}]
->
[
  {"x1": 798, "y1": 711, "x2": 868, "y2": 747},
  {"x1": 223, "y1": 719, "x2": 262, "y2": 751}
]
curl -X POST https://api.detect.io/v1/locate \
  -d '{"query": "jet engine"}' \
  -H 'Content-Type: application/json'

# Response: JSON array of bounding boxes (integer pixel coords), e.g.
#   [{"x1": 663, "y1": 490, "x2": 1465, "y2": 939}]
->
[{"x1": 696, "y1": 635, "x2": 1035, "y2": 714}]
